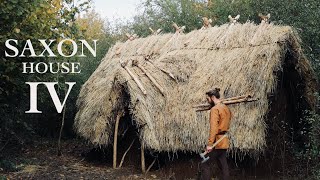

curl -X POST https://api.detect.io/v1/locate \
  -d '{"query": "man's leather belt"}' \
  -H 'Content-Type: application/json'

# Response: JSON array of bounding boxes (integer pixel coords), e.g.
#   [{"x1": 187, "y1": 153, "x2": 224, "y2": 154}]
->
[{"x1": 217, "y1": 131, "x2": 227, "y2": 135}]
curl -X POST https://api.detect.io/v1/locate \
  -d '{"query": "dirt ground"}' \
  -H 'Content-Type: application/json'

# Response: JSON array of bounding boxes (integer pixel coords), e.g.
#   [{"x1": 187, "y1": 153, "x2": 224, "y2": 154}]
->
[
  {"x1": 0, "y1": 139, "x2": 166, "y2": 180},
  {"x1": 0, "y1": 139, "x2": 288, "y2": 180}
]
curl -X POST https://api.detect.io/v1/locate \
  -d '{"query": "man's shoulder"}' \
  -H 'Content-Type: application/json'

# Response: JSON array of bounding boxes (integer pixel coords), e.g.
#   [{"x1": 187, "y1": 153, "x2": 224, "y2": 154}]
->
[
  {"x1": 210, "y1": 103, "x2": 223, "y2": 111},
  {"x1": 211, "y1": 103, "x2": 229, "y2": 111},
  {"x1": 210, "y1": 105, "x2": 219, "y2": 112},
  {"x1": 214, "y1": 103, "x2": 225, "y2": 108}
]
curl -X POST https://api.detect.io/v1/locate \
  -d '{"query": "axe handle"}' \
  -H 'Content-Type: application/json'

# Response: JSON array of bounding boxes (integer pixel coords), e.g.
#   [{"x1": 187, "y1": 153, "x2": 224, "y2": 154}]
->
[{"x1": 204, "y1": 134, "x2": 228, "y2": 155}]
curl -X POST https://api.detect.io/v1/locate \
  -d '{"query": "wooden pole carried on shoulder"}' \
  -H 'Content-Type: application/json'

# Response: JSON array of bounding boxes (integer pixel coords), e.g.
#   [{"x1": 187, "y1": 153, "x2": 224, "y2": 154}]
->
[
  {"x1": 193, "y1": 95, "x2": 258, "y2": 112},
  {"x1": 193, "y1": 95, "x2": 252, "y2": 108}
]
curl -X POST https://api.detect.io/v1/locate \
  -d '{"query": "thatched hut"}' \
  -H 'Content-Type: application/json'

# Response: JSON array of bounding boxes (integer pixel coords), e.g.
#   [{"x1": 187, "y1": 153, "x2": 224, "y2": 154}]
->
[{"x1": 74, "y1": 23, "x2": 318, "y2": 158}]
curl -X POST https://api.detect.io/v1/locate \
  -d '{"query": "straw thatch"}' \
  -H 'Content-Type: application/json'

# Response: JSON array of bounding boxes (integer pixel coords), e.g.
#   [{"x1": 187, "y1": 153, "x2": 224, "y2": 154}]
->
[{"x1": 74, "y1": 22, "x2": 318, "y2": 155}]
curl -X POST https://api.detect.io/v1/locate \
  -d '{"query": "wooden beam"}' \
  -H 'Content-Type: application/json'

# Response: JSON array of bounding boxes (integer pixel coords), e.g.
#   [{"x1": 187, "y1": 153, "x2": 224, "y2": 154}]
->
[
  {"x1": 228, "y1": 14, "x2": 240, "y2": 24},
  {"x1": 172, "y1": 22, "x2": 185, "y2": 33},
  {"x1": 195, "y1": 98, "x2": 259, "y2": 112},
  {"x1": 141, "y1": 141, "x2": 146, "y2": 173},
  {"x1": 223, "y1": 94, "x2": 251, "y2": 101},
  {"x1": 144, "y1": 57, "x2": 175, "y2": 81},
  {"x1": 172, "y1": 23, "x2": 180, "y2": 33},
  {"x1": 201, "y1": 17, "x2": 212, "y2": 30},
  {"x1": 126, "y1": 33, "x2": 138, "y2": 41},
  {"x1": 149, "y1": 27, "x2": 155, "y2": 34},
  {"x1": 149, "y1": 27, "x2": 162, "y2": 35},
  {"x1": 193, "y1": 95, "x2": 252, "y2": 108},
  {"x1": 258, "y1": 13, "x2": 271, "y2": 24},
  {"x1": 223, "y1": 98, "x2": 259, "y2": 105},
  {"x1": 113, "y1": 112, "x2": 123, "y2": 169},
  {"x1": 160, "y1": 68, "x2": 175, "y2": 80},
  {"x1": 121, "y1": 60, "x2": 147, "y2": 95},
  {"x1": 119, "y1": 138, "x2": 136, "y2": 168},
  {"x1": 132, "y1": 60, "x2": 165, "y2": 96},
  {"x1": 146, "y1": 158, "x2": 157, "y2": 174}
]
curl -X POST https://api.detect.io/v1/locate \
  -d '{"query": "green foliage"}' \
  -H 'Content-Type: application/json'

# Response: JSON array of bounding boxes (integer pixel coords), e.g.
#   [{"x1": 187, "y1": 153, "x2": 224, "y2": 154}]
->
[
  {"x1": 312, "y1": 168, "x2": 320, "y2": 180},
  {"x1": 294, "y1": 94, "x2": 320, "y2": 178},
  {"x1": 305, "y1": 111, "x2": 320, "y2": 158},
  {"x1": 0, "y1": 159, "x2": 21, "y2": 172},
  {"x1": 131, "y1": 0, "x2": 211, "y2": 35},
  {"x1": 0, "y1": 0, "x2": 90, "y2": 145},
  {"x1": 305, "y1": 109, "x2": 320, "y2": 178},
  {"x1": 73, "y1": 10, "x2": 117, "y2": 81},
  {"x1": 57, "y1": 10, "x2": 120, "y2": 137}
]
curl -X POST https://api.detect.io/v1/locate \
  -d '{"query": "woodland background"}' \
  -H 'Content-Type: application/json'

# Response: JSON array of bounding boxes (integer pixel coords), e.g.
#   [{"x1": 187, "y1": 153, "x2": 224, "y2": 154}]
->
[{"x1": 0, "y1": 0, "x2": 319, "y2": 179}]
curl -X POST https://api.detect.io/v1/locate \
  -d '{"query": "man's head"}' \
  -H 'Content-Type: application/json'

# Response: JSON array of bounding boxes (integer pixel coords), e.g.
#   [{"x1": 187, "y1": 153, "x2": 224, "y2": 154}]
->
[{"x1": 206, "y1": 88, "x2": 221, "y2": 105}]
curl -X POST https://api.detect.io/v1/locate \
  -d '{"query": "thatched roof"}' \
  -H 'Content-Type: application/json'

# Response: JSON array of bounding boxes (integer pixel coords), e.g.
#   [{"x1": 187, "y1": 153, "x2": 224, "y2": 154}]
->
[{"x1": 74, "y1": 23, "x2": 318, "y2": 155}]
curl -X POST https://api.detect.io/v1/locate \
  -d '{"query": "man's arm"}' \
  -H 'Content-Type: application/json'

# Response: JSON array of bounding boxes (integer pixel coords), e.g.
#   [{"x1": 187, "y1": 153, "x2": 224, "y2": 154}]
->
[{"x1": 208, "y1": 108, "x2": 219, "y2": 147}]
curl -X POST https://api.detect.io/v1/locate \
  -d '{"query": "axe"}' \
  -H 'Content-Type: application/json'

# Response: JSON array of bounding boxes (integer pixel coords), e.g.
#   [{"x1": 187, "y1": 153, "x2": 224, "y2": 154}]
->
[{"x1": 199, "y1": 134, "x2": 228, "y2": 163}]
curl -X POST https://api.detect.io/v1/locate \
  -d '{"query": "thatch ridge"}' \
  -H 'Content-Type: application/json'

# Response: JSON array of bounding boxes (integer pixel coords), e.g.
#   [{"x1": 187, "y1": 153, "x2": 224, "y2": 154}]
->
[{"x1": 74, "y1": 22, "x2": 317, "y2": 155}]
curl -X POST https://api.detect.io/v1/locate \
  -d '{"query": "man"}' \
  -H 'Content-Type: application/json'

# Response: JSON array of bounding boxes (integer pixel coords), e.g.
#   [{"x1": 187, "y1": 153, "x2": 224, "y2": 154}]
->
[{"x1": 200, "y1": 88, "x2": 231, "y2": 180}]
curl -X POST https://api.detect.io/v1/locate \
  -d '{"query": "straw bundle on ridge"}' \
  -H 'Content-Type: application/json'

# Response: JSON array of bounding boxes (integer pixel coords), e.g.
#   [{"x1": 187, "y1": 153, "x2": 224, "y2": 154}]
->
[{"x1": 74, "y1": 22, "x2": 318, "y2": 156}]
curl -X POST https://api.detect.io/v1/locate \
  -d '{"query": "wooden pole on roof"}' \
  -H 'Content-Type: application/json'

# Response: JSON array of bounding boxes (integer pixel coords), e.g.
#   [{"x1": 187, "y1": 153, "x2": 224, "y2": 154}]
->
[
  {"x1": 201, "y1": 17, "x2": 212, "y2": 30},
  {"x1": 156, "y1": 66, "x2": 175, "y2": 80},
  {"x1": 113, "y1": 111, "x2": 123, "y2": 169},
  {"x1": 144, "y1": 55, "x2": 176, "y2": 81},
  {"x1": 132, "y1": 60, "x2": 165, "y2": 96},
  {"x1": 172, "y1": 22, "x2": 185, "y2": 33},
  {"x1": 149, "y1": 27, "x2": 155, "y2": 34},
  {"x1": 172, "y1": 23, "x2": 180, "y2": 32},
  {"x1": 149, "y1": 27, "x2": 162, "y2": 35},
  {"x1": 126, "y1": 33, "x2": 138, "y2": 41},
  {"x1": 121, "y1": 60, "x2": 147, "y2": 95},
  {"x1": 141, "y1": 140, "x2": 146, "y2": 173}
]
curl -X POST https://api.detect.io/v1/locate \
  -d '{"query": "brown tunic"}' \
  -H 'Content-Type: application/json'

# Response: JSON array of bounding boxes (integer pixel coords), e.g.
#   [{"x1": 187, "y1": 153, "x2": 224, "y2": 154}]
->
[{"x1": 207, "y1": 103, "x2": 231, "y2": 149}]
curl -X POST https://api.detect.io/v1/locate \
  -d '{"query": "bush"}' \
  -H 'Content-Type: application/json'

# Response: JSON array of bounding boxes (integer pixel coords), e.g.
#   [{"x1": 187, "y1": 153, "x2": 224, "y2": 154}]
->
[
  {"x1": 296, "y1": 94, "x2": 320, "y2": 178},
  {"x1": 0, "y1": 159, "x2": 20, "y2": 172}
]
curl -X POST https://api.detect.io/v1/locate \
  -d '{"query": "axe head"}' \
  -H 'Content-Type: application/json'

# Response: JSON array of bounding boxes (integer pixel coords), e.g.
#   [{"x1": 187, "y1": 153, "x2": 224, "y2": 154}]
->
[{"x1": 199, "y1": 152, "x2": 210, "y2": 163}]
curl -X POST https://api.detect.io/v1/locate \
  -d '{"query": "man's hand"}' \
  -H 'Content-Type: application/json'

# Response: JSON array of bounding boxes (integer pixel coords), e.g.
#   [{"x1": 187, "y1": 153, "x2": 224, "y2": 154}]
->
[{"x1": 206, "y1": 146, "x2": 213, "y2": 153}]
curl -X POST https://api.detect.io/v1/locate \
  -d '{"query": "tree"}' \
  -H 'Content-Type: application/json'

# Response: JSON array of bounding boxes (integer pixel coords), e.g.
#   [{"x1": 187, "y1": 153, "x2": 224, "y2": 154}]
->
[{"x1": 0, "y1": 0, "x2": 90, "y2": 148}]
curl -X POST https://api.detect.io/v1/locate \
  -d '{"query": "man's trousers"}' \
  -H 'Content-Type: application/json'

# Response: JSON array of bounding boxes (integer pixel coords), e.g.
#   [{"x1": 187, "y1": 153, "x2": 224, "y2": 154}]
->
[{"x1": 200, "y1": 149, "x2": 230, "y2": 180}]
